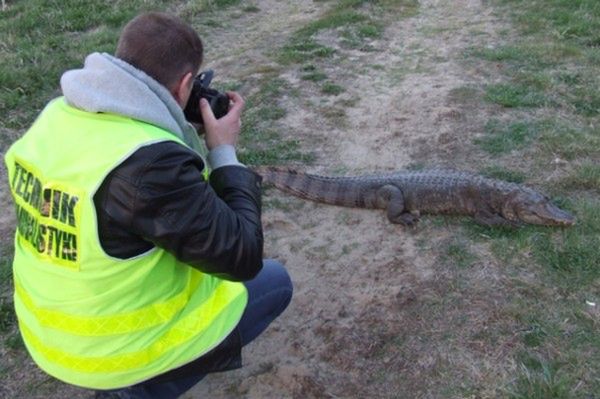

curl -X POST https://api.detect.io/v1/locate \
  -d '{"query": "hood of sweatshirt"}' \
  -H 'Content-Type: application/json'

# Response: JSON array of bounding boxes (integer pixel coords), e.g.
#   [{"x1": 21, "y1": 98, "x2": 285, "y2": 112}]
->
[{"x1": 60, "y1": 52, "x2": 206, "y2": 156}]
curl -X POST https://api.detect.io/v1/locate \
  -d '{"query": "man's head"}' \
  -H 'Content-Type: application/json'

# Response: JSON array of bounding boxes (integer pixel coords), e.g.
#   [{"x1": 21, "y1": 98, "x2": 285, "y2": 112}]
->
[{"x1": 116, "y1": 12, "x2": 203, "y2": 107}]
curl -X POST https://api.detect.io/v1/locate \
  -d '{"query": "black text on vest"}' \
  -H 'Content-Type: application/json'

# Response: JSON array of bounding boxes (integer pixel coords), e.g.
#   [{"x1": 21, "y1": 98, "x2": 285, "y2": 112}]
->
[{"x1": 11, "y1": 161, "x2": 79, "y2": 264}]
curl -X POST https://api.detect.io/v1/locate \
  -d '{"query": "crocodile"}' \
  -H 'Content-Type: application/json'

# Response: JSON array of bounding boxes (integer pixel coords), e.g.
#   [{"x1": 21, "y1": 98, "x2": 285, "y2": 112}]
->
[{"x1": 254, "y1": 167, "x2": 575, "y2": 227}]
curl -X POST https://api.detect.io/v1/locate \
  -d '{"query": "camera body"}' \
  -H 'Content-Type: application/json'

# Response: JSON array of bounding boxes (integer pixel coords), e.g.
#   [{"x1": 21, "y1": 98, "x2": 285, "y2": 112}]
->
[{"x1": 184, "y1": 69, "x2": 229, "y2": 124}]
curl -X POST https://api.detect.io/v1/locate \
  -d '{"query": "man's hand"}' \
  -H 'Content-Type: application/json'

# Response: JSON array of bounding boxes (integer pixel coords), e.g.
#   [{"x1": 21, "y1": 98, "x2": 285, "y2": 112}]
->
[{"x1": 200, "y1": 91, "x2": 245, "y2": 150}]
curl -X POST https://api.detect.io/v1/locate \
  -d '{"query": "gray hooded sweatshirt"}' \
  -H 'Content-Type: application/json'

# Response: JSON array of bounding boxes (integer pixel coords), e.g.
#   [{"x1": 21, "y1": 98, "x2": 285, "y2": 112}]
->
[{"x1": 60, "y1": 52, "x2": 240, "y2": 169}]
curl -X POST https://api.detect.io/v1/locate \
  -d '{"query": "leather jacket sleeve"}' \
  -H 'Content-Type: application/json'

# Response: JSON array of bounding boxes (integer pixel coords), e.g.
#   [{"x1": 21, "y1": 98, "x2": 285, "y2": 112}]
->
[{"x1": 93, "y1": 141, "x2": 263, "y2": 281}]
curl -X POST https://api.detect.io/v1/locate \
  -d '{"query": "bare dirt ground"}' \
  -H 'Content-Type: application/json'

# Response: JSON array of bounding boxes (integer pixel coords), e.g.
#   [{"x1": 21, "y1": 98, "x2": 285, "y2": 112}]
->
[{"x1": 189, "y1": 1, "x2": 518, "y2": 398}]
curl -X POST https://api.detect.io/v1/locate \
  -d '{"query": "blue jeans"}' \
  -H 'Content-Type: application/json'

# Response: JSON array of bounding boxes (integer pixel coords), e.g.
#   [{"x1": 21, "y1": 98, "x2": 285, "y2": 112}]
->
[{"x1": 95, "y1": 259, "x2": 293, "y2": 399}]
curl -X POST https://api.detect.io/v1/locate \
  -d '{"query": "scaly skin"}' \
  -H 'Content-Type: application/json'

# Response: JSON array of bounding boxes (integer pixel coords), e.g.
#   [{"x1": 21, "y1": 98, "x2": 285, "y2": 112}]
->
[{"x1": 253, "y1": 167, "x2": 575, "y2": 227}]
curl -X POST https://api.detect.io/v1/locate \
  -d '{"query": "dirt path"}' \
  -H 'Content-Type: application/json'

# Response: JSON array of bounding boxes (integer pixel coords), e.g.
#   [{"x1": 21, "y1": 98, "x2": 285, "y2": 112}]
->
[
  {"x1": 190, "y1": 1, "x2": 511, "y2": 398},
  {"x1": 196, "y1": 1, "x2": 323, "y2": 76}
]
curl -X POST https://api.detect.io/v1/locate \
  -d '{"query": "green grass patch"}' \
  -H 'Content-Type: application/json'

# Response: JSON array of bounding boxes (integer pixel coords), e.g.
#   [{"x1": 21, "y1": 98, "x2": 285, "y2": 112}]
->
[
  {"x1": 206, "y1": 0, "x2": 242, "y2": 6},
  {"x1": 0, "y1": 0, "x2": 252, "y2": 131},
  {"x1": 559, "y1": 162, "x2": 600, "y2": 192},
  {"x1": 297, "y1": 10, "x2": 367, "y2": 38},
  {"x1": 475, "y1": 119, "x2": 543, "y2": 154},
  {"x1": 0, "y1": 299, "x2": 16, "y2": 335},
  {"x1": 538, "y1": 123, "x2": 600, "y2": 161},
  {"x1": 238, "y1": 77, "x2": 313, "y2": 165},
  {"x1": 475, "y1": 0, "x2": 600, "y2": 134},
  {"x1": 277, "y1": 0, "x2": 418, "y2": 64},
  {"x1": 278, "y1": 40, "x2": 336, "y2": 64},
  {"x1": 506, "y1": 356, "x2": 573, "y2": 399},
  {"x1": 179, "y1": 0, "x2": 245, "y2": 17},
  {"x1": 479, "y1": 1, "x2": 600, "y2": 300},
  {"x1": 467, "y1": 197, "x2": 598, "y2": 290},
  {"x1": 441, "y1": 239, "x2": 478, "y2": 269},
  {"x1": 321, "y1": 82, "x2": 345, "y2": 95},
  {"x1": 238, "y1": 131, "x2": 313, "y2": 165},
  {"x1": 522, "y1": 324, "x2": 547, "y2": 348},
  {"x1": 0, "y1": 258, "x2": 11, "y2": 290},
  {"x1": 501, "y1": 293, "x2": 600, "y2": 397},
  {"x1": 0, "y1": 247, "x2": 17, "y2": 344},
  {"x1": 480, "y1": 165, "x2": 527, "y2": 183},
  {"x1": 242, "y1": 5, "x2": 261, "y2": 13},
  {"x1": 568, "y1": 84, "x2": 600, "y2": 117},
  {"x1": 301, "y1": 72, "x2": 329, "y2": 82},
  {"x1": 0, "y1": 0, "x2": 177, "y2": 130},
  {"x1": 485, "y1": 83, "x2": 548, "y2": 108},
  {"x1": 464, "y1": 221, "x2": 536, "y2": 264},
  {"x1": 503, "y1": 0, "x2": 600, "y2": 47},
  {"x1": 531, "y1": 199, "x2": 600, "y2": 287},
  {"x1": 255, "y1": 106, "x2": 287, "y2": 121},
  {"x1": 339, "y1": 21, "x2": 385, "y2": 49},
  {"x1": 471, "y1": 43, "x2": 581, "y2": 68},
  {"x1": 4, "y1": 331, "x2": 25, "y2": 351}
]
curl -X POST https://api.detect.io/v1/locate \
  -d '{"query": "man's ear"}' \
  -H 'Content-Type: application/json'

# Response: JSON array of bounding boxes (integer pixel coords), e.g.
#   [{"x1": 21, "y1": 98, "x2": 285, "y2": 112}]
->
[{"x1": 172, "y1": 71, "x2": 194, "y2": 108}]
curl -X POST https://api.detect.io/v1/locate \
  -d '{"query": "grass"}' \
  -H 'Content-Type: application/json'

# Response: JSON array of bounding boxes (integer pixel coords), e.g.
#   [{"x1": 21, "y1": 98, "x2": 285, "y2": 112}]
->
[
  {"x1": 301, "y1": 72, "x2": 328, "y2": 82},
  {"x1": 480, "y1": 165, "x2": 527, "y2": 183},
  {"x1": 532, "y1": 199, "x2": 600, "y2": 285},
  {"x1": 537, "y1": 123, "x2": 600, "y2": 161},
  {"x1": 0, "y1": 248, "x2": 24, "y2": 369},
  {"x1": 441, "y1": 239, "x2": 478, "y2": 269},
  {"x1": 504, "y1": 291, "x2": 600, "y2": 398},
  {"x1": 0, "y1": 0, "x2": 299, "y2": 396},
  {"x1": 0, "y1": 298, "x2": 15, "y2": 334},
  {"x1": 279, "y1": 40, "x2": 336, "y2": 64},
  {"x1": 2, "y1": 0, "x2": 600, "y2": 397},
  {"x1": 250, "y1": 1, "x2": 598, "y2": 396},
  {"x1": 242, "y1": 5, "x2": 261, "y2": 13},
  {"x1": 475, "y1": 119, "x2": 544, "y2": 154},
  {"x1": 559, "y1": 162, "x2": 600, "y2": 192},
  {"x1": 485, "y1": 83, "x2": 548, "y2": 108},
  {"x1": 276, "y1": 0, "x2": 418, "y2": 109},
  {"x1": 476, "y1": 2, "x2": 600, "y2": 119},
  {"x1": 468, "y1": 0, "x2": 600, "y2": 318},
  {"x1": 279, "y1": 0, "x2": 417, "y2": 59},
  {"x1": 321, "y1": 82, "x2": 345, "y2": 95},
  {"x1": 0, "y1": 0, "x2": 176, "y2": 131},
  {"x1": 0, "y1": 248, "x2": 15, "y2": 338},
  {"x1": 459, "y1": 182, "x2": 599, "y2": 396},
  {"x1": 506, "y1": 358, "x2": 572, "y2": 399},
  {"x1": 0, "y1": 0, "x2": 261, "y2": 132},
  {"x1": 0, "y1": 0, "x2": 312, "y2": 166},
  {"x1": 464, "y1": 196, "x2": 598, "y2": 289},
  {"x1": 237, "y1": 78, "x2": 313, "y2": 165}
]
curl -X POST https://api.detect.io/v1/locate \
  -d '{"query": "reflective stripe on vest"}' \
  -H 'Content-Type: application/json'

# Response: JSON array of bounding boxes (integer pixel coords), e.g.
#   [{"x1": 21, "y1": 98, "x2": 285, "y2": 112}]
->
[
  {"x1": 17, "y1": 279, "x2": 241, "y2": 372},
  {"x1": 14, "y1": 278, "x2": 190, "y2": 336},
  {"x1": 4, "y1": 98, "x2": 247, "y2": 389}
]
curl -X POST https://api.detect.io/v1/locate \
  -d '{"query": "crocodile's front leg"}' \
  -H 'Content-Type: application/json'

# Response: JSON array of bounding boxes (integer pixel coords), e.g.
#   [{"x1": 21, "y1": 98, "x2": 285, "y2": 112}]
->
[
  {"x1": 474, "y1": 209, "x2": 521, "y2": 228},
  {"x1": 376, "y1": 185, "x2": 419, "y2": 225}
]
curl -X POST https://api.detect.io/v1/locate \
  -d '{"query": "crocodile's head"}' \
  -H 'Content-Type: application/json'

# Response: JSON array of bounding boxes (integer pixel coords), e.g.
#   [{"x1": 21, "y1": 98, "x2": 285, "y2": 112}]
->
[{"x1": 504, "y1": 190, "x2": 575, "y2": 227}]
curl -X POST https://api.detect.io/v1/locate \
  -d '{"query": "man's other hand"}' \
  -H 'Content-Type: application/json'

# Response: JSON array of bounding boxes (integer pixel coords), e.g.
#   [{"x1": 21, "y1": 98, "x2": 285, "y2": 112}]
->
[{"x1": 200, "y1": 91, "x2": 245, "y2": 150}]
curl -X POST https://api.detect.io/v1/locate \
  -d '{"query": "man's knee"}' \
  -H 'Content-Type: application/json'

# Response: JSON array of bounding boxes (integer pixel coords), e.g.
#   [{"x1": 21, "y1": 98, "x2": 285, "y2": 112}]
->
[{"x1": 262, "y1": 259, "x2": 293, "y2": 301}]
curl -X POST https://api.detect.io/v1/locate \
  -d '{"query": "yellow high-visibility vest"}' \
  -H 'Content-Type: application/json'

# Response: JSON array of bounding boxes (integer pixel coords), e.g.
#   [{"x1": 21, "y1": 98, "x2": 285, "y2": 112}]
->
[{"x1": 4, "y1": 98, "x2": 247, "y2": 389}]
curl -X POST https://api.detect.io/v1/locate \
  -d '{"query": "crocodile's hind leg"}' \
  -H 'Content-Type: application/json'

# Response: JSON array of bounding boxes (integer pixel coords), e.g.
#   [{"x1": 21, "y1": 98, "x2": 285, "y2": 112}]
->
[
  {"x1": 376, "y1": 185, "x2": 419, "y2": 226},
  {"x1": 395, "y1": 210, "x2": 421, "y2": 226}
]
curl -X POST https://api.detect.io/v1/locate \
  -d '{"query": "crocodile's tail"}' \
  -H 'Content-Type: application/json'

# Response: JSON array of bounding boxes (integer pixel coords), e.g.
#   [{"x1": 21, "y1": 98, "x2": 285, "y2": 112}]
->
[{"x1": 253, "y1": 166, "x2": 366, "y2": 207}]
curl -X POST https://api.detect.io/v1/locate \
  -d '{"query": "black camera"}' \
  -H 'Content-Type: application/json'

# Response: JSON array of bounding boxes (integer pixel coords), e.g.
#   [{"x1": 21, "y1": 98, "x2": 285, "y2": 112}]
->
[{"x1": 184, "y1": 69, "x2": 230, "y2": 124}]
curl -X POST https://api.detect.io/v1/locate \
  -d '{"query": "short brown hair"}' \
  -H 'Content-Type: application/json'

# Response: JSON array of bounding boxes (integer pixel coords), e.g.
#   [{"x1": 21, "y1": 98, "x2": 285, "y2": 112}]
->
[{"x1": 116, "y1": 12, "x2": 203, "y2": 90}]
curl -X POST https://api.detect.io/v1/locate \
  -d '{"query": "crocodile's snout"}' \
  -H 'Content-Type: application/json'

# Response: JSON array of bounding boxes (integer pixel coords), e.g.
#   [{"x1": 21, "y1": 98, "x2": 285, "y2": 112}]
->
[{"x1": 518, "y1": 201, "x2": 575, "y2": 226}]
